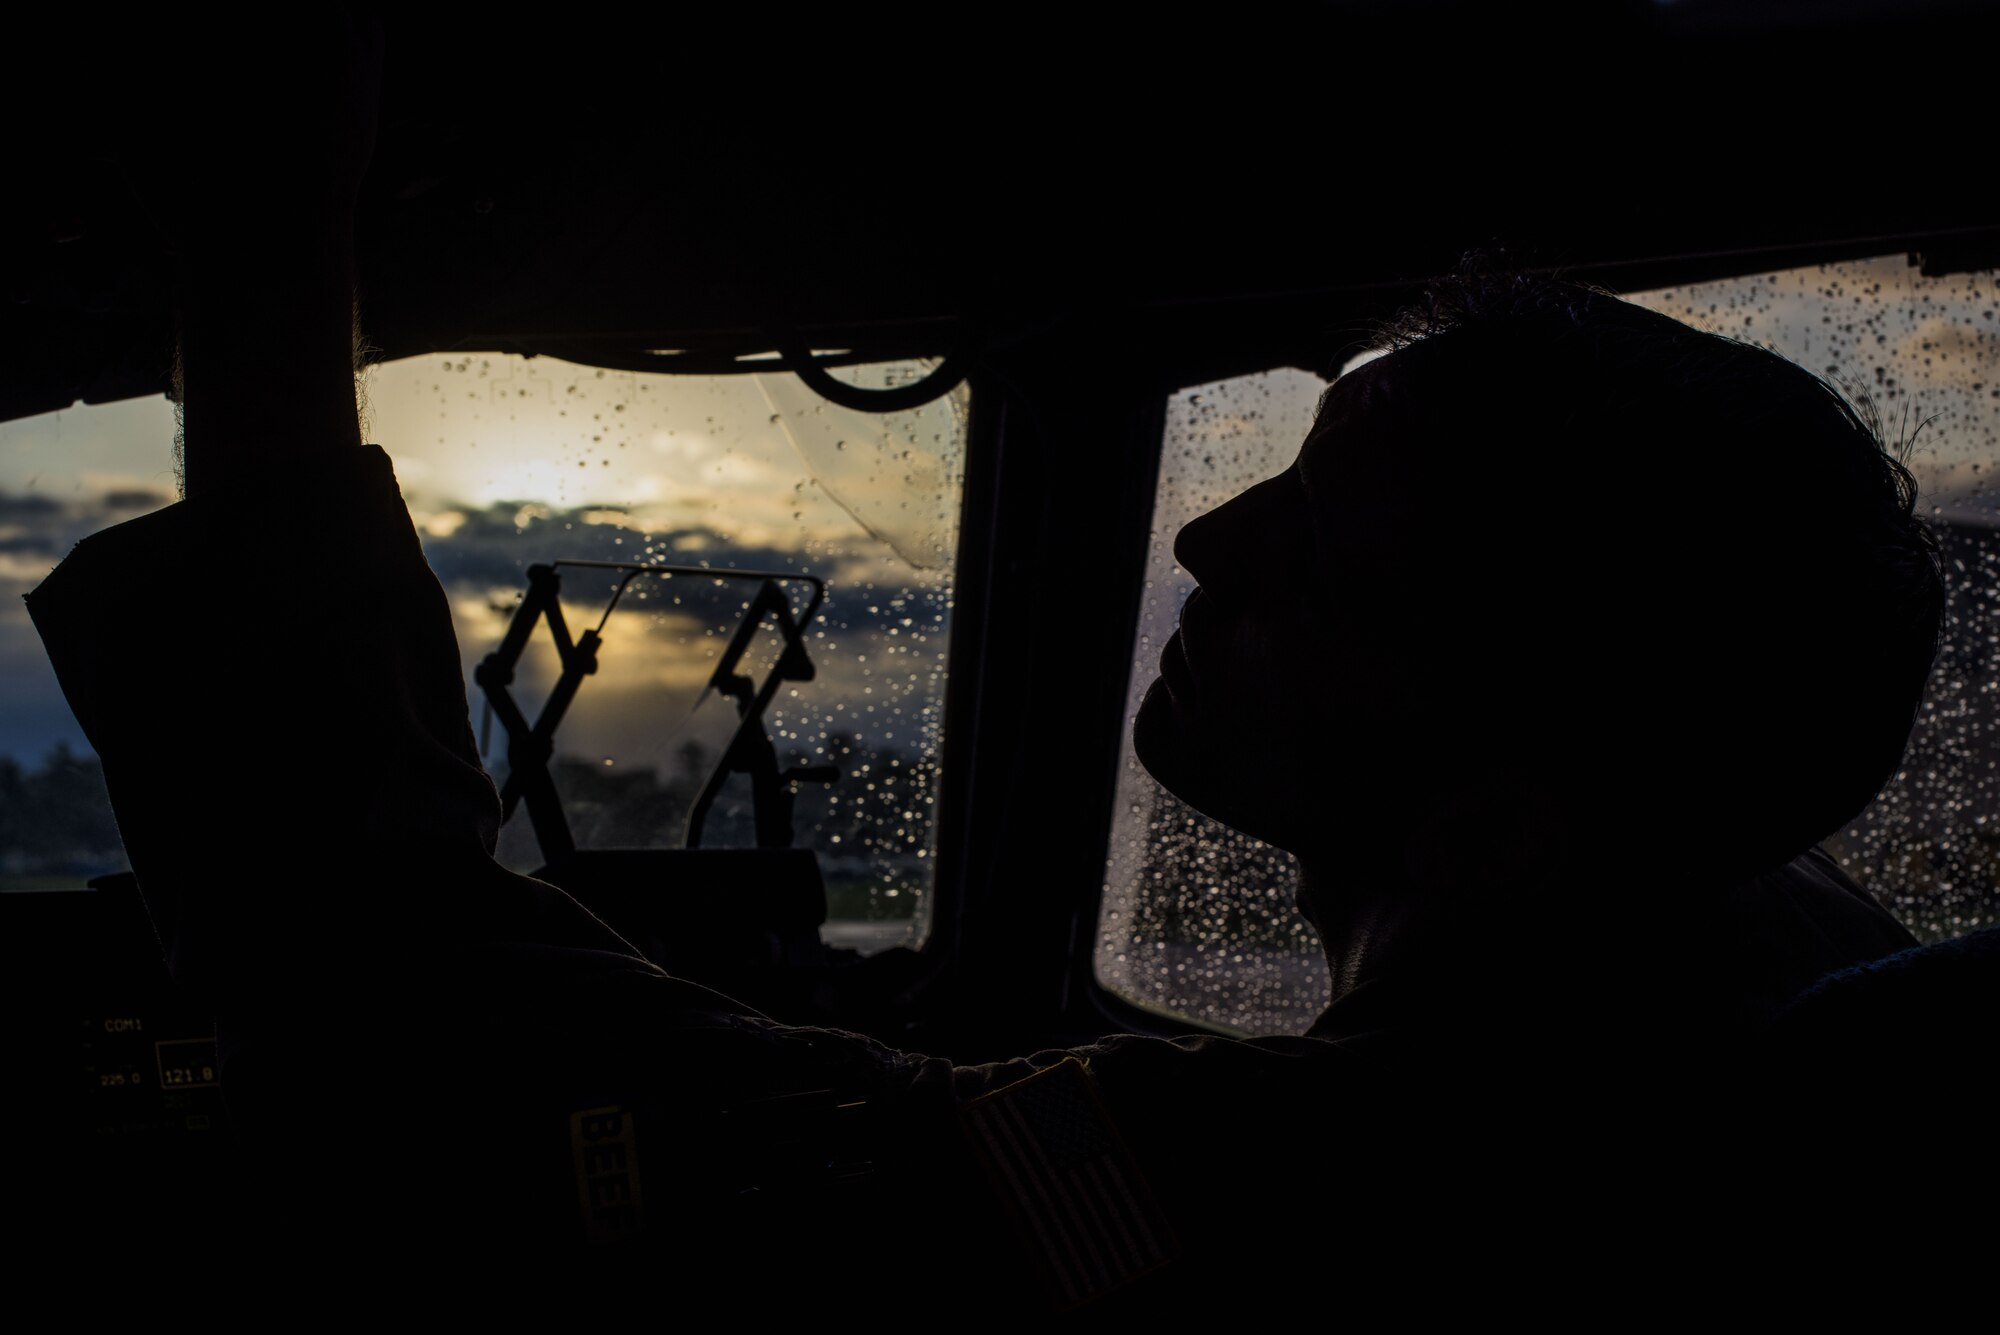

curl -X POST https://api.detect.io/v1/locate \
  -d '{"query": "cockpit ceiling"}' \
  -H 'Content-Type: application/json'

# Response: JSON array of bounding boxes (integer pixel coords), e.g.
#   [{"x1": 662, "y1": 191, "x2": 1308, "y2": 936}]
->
[{"x1": 7, "y1": 1, "x2": 1998, "y2": 422}]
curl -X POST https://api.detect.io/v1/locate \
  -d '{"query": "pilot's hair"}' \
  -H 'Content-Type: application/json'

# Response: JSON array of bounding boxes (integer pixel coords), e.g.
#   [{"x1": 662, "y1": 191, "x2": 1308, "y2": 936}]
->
[{"x1": 1348, "y1": 265, "x2": 1944, "y2": 874}]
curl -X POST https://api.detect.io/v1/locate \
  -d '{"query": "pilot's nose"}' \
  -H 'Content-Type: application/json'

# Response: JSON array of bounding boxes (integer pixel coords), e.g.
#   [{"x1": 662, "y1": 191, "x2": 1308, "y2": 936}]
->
[{"x1": 1172, "y1": 470, "x2": 1313, "y2": 598}]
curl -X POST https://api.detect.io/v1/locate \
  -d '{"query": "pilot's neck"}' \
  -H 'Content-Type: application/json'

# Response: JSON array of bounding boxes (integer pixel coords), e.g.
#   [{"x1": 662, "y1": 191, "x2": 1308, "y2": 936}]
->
[{"x1": 1298, "y1": 858, "x2": 1674, "y2": 1038}]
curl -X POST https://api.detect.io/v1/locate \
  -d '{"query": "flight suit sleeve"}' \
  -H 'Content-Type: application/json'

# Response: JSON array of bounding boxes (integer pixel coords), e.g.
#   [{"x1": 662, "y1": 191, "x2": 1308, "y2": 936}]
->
[{"x1": 25, "y1": 444, "x2": 642, "y2": 998}]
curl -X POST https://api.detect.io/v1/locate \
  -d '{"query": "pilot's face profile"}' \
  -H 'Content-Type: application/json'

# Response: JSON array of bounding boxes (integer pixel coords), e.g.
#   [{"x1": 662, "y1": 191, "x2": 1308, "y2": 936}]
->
[{"x1": 1133, "y1": 355, "x2": 1411, "y2": 860}]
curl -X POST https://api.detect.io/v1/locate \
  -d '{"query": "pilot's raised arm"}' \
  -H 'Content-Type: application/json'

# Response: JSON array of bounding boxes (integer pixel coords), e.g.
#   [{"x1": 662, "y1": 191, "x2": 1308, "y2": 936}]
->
[{"x1": 25, "y1": 18, "x2": 798, "y2": 1220}]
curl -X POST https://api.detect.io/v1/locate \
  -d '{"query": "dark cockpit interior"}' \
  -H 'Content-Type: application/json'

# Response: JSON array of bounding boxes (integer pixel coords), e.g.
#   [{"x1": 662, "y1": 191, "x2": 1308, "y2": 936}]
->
[{"x1": 6, "y1": 0, "x2": 1999, "y2": 1306}]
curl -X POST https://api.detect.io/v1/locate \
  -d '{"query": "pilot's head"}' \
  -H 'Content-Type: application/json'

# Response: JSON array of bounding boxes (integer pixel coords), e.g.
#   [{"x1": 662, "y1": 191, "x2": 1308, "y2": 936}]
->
[{"x1": 1133, "y1": 270, "x2": 1944, "y2": 892}]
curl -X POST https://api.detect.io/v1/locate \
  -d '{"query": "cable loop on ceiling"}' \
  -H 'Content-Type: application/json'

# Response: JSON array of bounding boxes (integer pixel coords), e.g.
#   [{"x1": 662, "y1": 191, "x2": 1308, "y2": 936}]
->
[{"x1": 776, "y1": 338, "x2": 971, "y2": 413}]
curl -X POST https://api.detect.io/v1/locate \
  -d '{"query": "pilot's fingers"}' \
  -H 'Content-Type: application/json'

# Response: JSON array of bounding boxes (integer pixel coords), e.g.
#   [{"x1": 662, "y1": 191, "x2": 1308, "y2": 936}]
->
[{"x1": 144, "y1": 19, "x2": 386, "y2": 238}]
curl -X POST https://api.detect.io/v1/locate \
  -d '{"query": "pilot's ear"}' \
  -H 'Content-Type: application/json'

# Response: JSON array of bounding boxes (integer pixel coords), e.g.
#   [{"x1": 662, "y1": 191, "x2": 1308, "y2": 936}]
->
[{"x1": 1402, "y1": 767, "x2": 1570, "y2": 893}]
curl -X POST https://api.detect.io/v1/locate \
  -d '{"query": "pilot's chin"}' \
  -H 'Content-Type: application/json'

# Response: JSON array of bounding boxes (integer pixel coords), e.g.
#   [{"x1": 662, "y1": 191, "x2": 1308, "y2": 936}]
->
[
  {"x1": 1133, "y1": 677, "x2": 1200, "y2": 804},
  {"x1": 1134, "y1": 678, "x2": 1282, "y2": 846}
]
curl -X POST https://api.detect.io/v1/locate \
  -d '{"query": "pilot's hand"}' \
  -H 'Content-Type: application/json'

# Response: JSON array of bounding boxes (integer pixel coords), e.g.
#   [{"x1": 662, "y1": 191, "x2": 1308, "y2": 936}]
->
[
  {"x1": 152, "y1": 18, "x2": 383, "y2": 244},
  {"x1": 162, "y1": 19, "x2": 385, "y2": 495}
]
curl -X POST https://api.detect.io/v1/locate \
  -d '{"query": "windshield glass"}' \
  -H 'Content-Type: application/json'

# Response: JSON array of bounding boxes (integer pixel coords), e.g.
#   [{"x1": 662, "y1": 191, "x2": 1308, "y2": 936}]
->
[{"x1": 0, "y1": 357, "x2": 968, "y2": 954}]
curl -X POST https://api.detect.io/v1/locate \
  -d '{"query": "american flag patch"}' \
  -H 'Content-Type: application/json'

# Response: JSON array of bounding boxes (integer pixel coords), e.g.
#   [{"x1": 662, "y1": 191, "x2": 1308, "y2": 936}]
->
[{"x1": 960, "y1": 1056, "x2": 1177, "y2": 1307}]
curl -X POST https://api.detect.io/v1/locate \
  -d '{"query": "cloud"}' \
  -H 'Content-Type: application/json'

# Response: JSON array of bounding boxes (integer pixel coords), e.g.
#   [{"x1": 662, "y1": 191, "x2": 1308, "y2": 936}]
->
[
  {"x1": 0, "y1": 494, "x2": 63, "y2": 520},
  {"x1": 98, "y1": 488, "x2": 172, "y2": 512},
  {"x1": 0, "y1": 487, "x2": 164, "y2": 597},
  {"x1": 415, "y1": 498, "x2": 857, "y2": 594}
]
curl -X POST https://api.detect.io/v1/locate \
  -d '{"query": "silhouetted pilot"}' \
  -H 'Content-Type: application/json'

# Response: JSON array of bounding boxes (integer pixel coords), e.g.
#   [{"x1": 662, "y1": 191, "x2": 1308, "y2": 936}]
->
[
  {"x1": 1140, "y1": 278, "x2": 1938, "y2": 1051},
  {"x1": 23, "y1": 39, "x2": 1955, "y2": 1313}
]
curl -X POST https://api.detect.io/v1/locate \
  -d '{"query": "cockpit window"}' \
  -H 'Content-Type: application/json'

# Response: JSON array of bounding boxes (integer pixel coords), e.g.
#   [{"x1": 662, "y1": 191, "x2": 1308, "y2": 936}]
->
[
  {"x1": 381, "y1": 355, "x2": 966, "y2": 954},
  {"x1": 0, "y1": 358, "x2": 967, "y2": 955},
  {"x1": 1098, "y1": 371, "x2": 1329, "y2": 1035},
  {"x1": 1097, "y1": 255, "x2": 2000, "y2": 1035}
]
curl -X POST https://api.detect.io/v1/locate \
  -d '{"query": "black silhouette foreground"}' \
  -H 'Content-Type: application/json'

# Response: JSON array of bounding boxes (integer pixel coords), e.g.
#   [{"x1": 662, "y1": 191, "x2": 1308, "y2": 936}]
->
[{"x1": 25, "y1": 46, "x2": 1989, "y2": 1313}]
